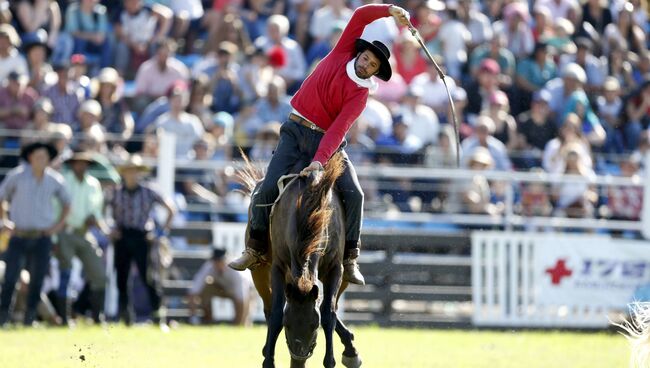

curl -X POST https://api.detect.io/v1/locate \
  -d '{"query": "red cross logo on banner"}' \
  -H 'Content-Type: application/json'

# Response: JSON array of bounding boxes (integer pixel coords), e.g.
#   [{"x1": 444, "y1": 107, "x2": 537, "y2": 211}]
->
[{"x1": 545, "y1": 259, "x2": 573, "y2": 285}]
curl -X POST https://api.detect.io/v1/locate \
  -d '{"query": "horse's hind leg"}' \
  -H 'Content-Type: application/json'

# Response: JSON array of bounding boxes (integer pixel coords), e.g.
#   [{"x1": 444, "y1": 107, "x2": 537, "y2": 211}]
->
[{"x1": 335, "y1": 282, "x2": 362, "y2": 368}]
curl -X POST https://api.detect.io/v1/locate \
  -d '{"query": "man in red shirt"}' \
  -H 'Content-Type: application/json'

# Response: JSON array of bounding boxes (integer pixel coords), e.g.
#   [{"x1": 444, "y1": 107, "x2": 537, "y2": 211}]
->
[{"x1": 230, "y1": 4, "x2": 410, "y2": 285}]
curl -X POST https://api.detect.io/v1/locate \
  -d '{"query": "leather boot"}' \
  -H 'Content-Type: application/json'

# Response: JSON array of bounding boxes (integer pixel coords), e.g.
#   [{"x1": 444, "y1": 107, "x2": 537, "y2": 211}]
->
[
  {"x1": 343, "y1": 247, "x2": 365, "y2": 285},
  {"x1": 90, "y1": 290, "x2": 106, "y2": 324},
  {"x1": 228, "y1": 236, "x2": 269, "y2": 271}
]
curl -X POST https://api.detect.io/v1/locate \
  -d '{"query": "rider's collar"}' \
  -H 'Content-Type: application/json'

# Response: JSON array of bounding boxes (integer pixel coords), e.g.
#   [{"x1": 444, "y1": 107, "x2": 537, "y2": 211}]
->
[{"x1": 346, "y1": 58, "x2": 378, "y2": 93}]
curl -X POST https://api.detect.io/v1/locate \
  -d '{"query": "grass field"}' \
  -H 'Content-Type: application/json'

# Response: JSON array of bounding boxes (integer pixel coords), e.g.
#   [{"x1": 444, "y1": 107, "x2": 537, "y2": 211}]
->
[{"x1": 0, "y1": 324, "x2": 629, "y2": 368}]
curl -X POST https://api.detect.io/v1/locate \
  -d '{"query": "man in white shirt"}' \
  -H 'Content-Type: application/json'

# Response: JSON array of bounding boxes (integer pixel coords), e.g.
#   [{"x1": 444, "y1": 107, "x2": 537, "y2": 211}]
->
[
  {"x1": 310, "y1": 0, "x2": 352, "y2": 42},
  {"x1": 0, "y1": 24, "x2": 28, "y2": 81},
  {"x1": 399, "y1": 86, "x2": 439, "y2": 146},
  {"x1": 254, "y1": 15, "x2": 306, "y2": 92},
  {"x1": 411, "y1": 58, "x2": 458, "y2": 117},
  {"x1": 536, "y1": 0, "x2": 578, "y2": 20},
  {"x1": 153, "y1": 81, "x2": 204, "y2": 158},
  {"x1": 187, "y1": 248, "x2": 253, "y2": 325}
]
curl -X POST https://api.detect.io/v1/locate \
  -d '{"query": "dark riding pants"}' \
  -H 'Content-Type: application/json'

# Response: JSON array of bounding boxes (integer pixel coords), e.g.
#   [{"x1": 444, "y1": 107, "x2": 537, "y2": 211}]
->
[{"x1": 250, "y1": 120, "x2": 364, "y2": 247}]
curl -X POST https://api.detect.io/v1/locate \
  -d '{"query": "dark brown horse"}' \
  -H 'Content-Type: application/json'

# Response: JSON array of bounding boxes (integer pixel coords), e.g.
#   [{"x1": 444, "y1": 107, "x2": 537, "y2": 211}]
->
[{"x1": 238, "y1": 152, "x2": 362, "y2": 368}]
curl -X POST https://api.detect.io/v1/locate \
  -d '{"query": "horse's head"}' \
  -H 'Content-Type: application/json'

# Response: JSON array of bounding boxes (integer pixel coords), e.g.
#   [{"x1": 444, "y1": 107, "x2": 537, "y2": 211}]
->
[{"x1": 283, "y1": 283, "x2": 320, "y2": 361}]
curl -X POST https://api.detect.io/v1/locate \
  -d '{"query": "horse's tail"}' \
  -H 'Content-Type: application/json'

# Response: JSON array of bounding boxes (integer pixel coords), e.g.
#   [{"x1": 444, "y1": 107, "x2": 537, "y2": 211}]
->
[
  {"x1": 235, "y1": 148, "x2": 264, "y2": 196},
  {"x1": 293, "y1": 152, "x2": 345, "y2": 294},
  {"x1": 617, "y1": 302, "x2": 650, "y2": 368}
]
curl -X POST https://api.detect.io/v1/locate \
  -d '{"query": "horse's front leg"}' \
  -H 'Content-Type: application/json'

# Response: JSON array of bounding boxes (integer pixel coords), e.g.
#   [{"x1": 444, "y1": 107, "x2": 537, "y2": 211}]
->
[
  {"x1": 263, "y1": 265, "x2": 285, "y2": 368},
  {"x1": 321, "y1": 266, "x2": 343, "y2": 368}
]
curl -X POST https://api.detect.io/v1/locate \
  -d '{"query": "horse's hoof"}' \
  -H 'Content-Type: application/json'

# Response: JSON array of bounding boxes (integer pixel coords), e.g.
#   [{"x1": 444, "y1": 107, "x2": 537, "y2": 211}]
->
[{"x1": 341, "y1": 354, "x2": 362, "y2": 368}]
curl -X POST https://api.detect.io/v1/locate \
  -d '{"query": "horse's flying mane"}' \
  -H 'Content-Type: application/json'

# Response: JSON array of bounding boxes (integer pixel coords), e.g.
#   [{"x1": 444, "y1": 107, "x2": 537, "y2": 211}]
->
[{"x1": 293, "y1": 152, "x2": 345, "y2": 294}]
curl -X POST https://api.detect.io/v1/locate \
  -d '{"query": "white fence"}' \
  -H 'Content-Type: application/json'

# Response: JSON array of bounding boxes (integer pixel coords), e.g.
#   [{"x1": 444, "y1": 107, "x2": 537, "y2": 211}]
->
[{"x1": 472, "y1": 231, "x2": 650, "y2": 328}]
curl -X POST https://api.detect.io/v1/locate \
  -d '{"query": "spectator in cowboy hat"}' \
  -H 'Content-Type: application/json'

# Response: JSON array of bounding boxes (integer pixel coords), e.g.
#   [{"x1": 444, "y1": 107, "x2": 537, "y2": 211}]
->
[
  {"x1": 54, "y1": 150, "x2": 107, "y2": 325},
  {"x1": 93, "y1": 67, "x2": 134, "y2": 142},
  {"x1": 23, "y1": 97, "x2": 74, "y2": 145},
  {"x1": 105, "y1": 154, "x2": 174, "y2": 326},
  {"x1": 0, "y1": 141, "x2": 71, "y2": 327}
]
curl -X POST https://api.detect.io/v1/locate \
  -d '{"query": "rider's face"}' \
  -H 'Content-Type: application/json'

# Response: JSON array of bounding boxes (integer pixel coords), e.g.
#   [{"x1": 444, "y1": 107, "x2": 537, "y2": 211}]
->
[{"x1": 354, "y1": 50, "x2": 381, "y2": 79}]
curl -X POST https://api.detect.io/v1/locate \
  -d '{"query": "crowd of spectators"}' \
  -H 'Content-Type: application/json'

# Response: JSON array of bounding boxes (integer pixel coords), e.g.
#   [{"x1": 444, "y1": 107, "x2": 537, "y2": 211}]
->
[{"x1": 0, "y1": 0, "x2": 647, "y2": 217}]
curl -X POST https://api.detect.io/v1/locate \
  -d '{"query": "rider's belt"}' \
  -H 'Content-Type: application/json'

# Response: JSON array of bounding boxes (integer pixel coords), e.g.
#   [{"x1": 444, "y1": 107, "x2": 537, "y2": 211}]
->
[{"x1": 289, "y1": 113, "x2": 325, "y2": 134}]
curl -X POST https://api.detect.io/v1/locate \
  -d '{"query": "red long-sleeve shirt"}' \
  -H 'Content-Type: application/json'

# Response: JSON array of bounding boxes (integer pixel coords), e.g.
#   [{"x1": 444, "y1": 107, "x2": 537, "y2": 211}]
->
[{"x1": 290, "y1": 4, "x2": 392, "y2": 165}]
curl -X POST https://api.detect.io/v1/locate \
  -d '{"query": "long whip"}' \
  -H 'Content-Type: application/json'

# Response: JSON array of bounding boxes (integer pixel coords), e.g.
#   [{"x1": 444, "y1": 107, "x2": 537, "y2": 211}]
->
[{"x1": 406, "y1": 22, "x2": 461, "y2": 167}]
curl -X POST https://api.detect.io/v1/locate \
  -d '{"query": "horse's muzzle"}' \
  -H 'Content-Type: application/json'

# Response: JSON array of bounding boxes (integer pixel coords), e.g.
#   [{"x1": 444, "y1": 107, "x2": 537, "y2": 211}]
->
[{"x1": 287, "y1": 341, "x2": 316, "y2": 361}]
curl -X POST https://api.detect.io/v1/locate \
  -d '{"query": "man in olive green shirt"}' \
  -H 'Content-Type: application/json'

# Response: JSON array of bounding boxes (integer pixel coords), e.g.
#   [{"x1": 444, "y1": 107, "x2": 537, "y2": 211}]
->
[{"x1": 55, "y1": 151, "x2": 107, "y2": 325}]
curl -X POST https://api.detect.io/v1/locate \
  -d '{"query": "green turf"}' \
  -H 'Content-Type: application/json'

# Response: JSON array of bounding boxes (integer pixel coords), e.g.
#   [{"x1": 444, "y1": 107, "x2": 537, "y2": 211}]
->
[{"x1": 0, "y1": 324, "x2": 629, "y2": 368}]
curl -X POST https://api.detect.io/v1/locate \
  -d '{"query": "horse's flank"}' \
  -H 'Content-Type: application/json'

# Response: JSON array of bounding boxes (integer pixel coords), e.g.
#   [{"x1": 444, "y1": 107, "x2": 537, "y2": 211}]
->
[{"x1": 293, "y1": 153, "x2": 345, "y2": 294}]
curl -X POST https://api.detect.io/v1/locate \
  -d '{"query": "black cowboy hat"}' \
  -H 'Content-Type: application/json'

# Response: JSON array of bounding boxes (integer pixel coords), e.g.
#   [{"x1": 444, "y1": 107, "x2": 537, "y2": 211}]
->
[
  {"x1": 354, "y1": 39, "x2": 392, "y2": 81},
  {"x1": 20, "y1": 141, "x2": 58, "y2": 161}
]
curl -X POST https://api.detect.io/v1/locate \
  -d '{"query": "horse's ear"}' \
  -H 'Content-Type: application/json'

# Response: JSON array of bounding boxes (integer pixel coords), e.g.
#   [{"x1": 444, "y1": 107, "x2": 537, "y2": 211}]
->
[{"x1": 309, "y1": 284, "x2": 319, "y2": 300}]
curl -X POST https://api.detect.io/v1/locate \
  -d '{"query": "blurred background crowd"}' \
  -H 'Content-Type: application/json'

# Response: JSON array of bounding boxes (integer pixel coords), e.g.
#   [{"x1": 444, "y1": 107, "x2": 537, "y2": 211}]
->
[{"x1": 0, "y1": 0, "x2": 647, "y2": 220}]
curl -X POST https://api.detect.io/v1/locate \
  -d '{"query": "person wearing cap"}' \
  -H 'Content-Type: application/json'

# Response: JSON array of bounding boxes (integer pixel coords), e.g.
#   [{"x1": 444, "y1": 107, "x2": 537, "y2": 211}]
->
[
  {"x1": 559, "y1": 37, "x2": 605, "y2": 93},
  {"x1": 64, "y1": 0, "x2": 112, "y2": 68},
  {"x1": 483, "y1": 90, "x2": 518, "y2": 151},
  {"x1": 22, "y1": 29, "x2": 53, "y2": 91},
  {"x1": 105, "y1": 154, "x2": 175, "y2": 325},
  {"x1": 134, "y1": 38, "x2": 189, "y2": 102},
  {"x1": 210, "y1": 41, "x2": 243, "y2": 114},
  {"x1": 230, "y1": 4, "x2": 411, "y2": 285},
  {"x1": 54, "y1": 151, "x2": 107, "y2": 325},
  {"x1": 0, "y1": 71, "x2": 38, "y2": 130},
  {"x1": 0, "y1": 141, "x2": 71, "y2": 326},
  {"x1": 461, "y1": 115, "x2": 512, "y2": 171},
  {"x1": 188, "y1": 248, "x2": 254, "y2": 326},
  {"x1": 597, "y1": 77, "x2": 625, "y2": 153},
  {"x1": 445, "y1": 146, "x2": 500, "y2": 215},
  {"x1": 152, "y1": 80, "x2": 205, "y2": 158},
  {"x1": 466, "y1": 58, "x2": 502, "y2": 118},
  {"x1": 540, "y1": 62, "x2": 586, "y2": 121},
  {"x1": 76, "y1": 99, "x2": 107, "y2": 148},
  {"x1": 0, "y1": 24, "x2": 29, "y2": 81},
  {"x1": 515, "y1": 90, "x2": 558, "y2": 166},
  {"x1": 95, "y1": 67, "x2": 134, "y2": 141},
  {"x1": 41, "y1": 60, "x2": 85, "y2": 126}
]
